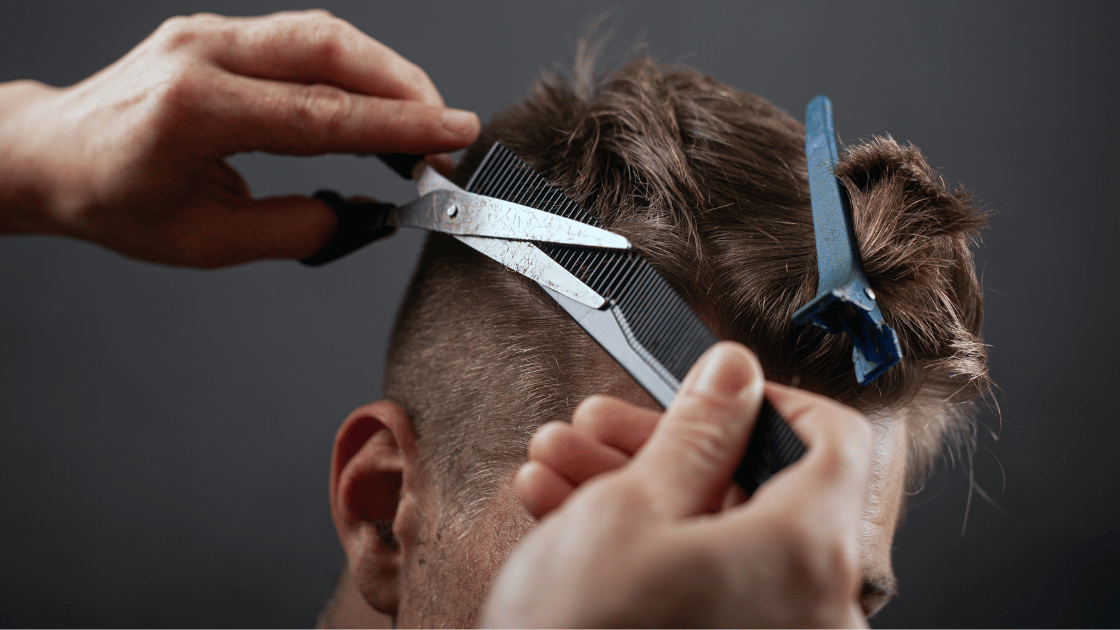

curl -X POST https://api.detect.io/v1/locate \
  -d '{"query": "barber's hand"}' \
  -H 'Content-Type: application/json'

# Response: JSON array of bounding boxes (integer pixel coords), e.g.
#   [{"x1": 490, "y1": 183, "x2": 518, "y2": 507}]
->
[
  {"x1": 483, "y1": 342, "x2": 872, "y2": 628},
  {"x1": 0, "y1": 11, "x2": 479, "y2": 267}
]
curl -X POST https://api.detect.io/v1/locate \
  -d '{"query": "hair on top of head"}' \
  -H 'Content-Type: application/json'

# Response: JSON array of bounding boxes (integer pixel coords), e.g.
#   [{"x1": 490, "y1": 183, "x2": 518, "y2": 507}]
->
[{"x1": 382, "y1": 52, "x2": 991, "y2": 518}]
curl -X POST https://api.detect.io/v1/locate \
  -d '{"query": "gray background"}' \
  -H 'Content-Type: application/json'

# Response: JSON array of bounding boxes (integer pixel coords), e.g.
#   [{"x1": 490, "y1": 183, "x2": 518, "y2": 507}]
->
[{"x1": 1, "y1": 0, "x2": 1117, "y2": 626}]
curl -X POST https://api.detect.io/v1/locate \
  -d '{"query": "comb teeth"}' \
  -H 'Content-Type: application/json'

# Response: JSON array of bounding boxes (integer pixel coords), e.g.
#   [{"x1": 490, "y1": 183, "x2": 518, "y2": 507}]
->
[
  {"x1": 466, "y1": 142, "x2": 716, "y2": 383},
  {"x1": 466, "y1": 143, "x2": 600, "y2": 225}
]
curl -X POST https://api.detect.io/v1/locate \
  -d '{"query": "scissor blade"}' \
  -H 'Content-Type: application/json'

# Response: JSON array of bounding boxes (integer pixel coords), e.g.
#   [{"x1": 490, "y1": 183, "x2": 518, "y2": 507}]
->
[
  {"x1": 393, "y1": 190, "x2": 630, "y2": 249},
  {"x1": 415, "y1": 162, "x2": 452, "y2": 196},
  {"x1": 452, "y1": 235, "x2": 606, "y2": 309},
  {"x1": 407, "y1": 164, "x2": 630, "y2": 249}
]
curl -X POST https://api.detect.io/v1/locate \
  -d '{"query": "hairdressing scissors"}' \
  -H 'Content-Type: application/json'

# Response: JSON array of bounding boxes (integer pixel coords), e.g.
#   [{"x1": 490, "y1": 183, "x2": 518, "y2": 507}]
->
[
  {"x1": 301, "y1": 154, "x2": 629, "y2": 309},
  {"x1": 308, "y1": 147, "x2": 806, "y2": 495}
]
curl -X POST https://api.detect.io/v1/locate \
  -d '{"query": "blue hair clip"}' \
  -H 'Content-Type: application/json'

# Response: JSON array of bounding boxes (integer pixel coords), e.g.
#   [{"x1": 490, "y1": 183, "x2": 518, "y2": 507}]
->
[{"x1": 792, "y1": 95, "x2": 901, "y2": 385}]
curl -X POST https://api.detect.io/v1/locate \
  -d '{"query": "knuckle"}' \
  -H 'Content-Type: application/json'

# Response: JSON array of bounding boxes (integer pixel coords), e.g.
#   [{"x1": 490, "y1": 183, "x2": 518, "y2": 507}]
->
[
  {"x1": 154, "y1": 65, "x2": 207, "y2": 120},
  {"x1": 528, "y1": 421, "x2": 569, "y2": 455},
  {"x1": 155, "y1": 16, "x2": 193, "y2": 47},
  {"x1": 402, "y1": 62, "x2": 434, "y2": 91},
  {"x1": 666, "y1": 418, "x2": 728, "y2": 471},
  {"x1": 259, "y1": 11, "x2": 348, "y2": 67},
  {"x1": 295, "y1": 84, "x2": 353, "y2": 132},
  {"x1": 411, "y1": 104, "x2": 447, "y2": 136},
  {"x1": 573, "y1": 395, "x2": 613, "y2": 426},
  {"x1": 304, "y1": 14, "x2": 350, "y2": 65},
  {"x1": 186, "y1": 11, "x2": 223, "y2": 22},
  {"x1": 155, "y1": 13, "x2": 221, "y2": 50},
  {"x1": 304, "y1": 8, "x2": 336, "y2": 19},
  {"x1": 157, "y1": 15, "x2": 189, "y2": 33}
]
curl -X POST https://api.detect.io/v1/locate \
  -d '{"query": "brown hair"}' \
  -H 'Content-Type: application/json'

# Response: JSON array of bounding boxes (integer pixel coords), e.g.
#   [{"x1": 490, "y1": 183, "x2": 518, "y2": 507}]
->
[{"x1": 382, "y1": 54, "x2": 990, "y2": 520}]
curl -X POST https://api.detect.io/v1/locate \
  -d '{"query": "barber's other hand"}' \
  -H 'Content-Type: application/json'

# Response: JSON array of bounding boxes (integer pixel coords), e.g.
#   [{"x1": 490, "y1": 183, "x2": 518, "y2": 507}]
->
[
  {"x1": 0, "y1": 11, "x2": 479, "y2": 267},
  {"x1": 484, "y1": 342, "x2": 872, "y2": 628}
]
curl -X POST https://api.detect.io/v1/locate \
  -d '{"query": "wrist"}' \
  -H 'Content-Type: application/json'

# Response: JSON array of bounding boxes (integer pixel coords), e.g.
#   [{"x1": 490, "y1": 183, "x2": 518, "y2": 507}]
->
[{"x1": 0, "y1": 80, "x2": 67, "y2": 235}]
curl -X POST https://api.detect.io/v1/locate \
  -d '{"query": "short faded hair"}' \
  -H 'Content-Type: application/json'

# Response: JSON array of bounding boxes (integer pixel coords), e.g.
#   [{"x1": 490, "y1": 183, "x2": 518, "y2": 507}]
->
[{"x1": 382, "y1": 54, "x2": 990, "y2": 522}]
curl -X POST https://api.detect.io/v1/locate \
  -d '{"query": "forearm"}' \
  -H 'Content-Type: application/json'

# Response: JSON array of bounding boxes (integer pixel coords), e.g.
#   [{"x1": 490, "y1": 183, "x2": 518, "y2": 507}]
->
[{"x1": 0, "y1": 79, "x2": 63, "y2": 235}]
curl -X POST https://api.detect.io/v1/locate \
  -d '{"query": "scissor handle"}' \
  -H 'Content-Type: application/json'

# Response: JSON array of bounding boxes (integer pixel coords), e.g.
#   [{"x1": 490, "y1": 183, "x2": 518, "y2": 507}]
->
[{"x1": 300, "y1": 190, "x2": 396, "y2": 266}]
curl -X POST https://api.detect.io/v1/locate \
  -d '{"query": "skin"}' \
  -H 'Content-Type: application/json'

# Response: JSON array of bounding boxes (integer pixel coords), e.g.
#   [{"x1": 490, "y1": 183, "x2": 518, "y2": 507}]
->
[
  {"x1": 0, "y1": 12, "x2": 907, "y2": 625},
  {"x1": 0, "y1": 10, "x2": 480, "y2": 266},
  {"x1": 331, "y1": 343, "x2": 908, "y2": 627}
]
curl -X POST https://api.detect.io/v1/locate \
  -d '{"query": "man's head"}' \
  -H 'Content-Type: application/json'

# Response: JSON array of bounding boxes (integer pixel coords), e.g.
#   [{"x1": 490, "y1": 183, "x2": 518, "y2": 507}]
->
[{"x1": 326, "y1": 54, "x2": 989, "y2": 626}]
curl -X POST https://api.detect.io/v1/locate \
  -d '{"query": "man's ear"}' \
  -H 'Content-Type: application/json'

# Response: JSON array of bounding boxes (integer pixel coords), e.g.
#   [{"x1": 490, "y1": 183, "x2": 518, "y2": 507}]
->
[{"x1": 329, "y1": 400, "x2": 421, "y2": 616}]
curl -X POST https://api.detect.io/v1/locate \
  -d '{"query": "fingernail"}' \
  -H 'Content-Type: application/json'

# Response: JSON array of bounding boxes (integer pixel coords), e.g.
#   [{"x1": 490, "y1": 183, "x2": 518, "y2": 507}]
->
[
  {"x1": 693, "y1": 345, "x2": 755, "y2": 397},
  {"x1": 441, "y1": 108, "x2": 478, "y2": 136}
]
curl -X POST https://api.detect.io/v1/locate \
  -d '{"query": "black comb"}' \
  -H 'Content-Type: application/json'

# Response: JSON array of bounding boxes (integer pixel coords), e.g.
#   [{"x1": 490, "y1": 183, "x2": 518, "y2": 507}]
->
[{"x1": 465, "y1": 142, "x2": 807, "y2": 496}]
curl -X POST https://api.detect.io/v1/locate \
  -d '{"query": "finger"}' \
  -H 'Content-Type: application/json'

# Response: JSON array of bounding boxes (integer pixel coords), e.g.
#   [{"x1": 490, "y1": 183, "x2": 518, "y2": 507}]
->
[
  {"x1": 529, "y1": 421, "x2": 630, "y2": 486},
  {"x1": 623, "y1": 342, "x2": 765, "y2": 519},
  {"x1": 746, "y1": 383, "x2": 872, "y2": 520},
  {"x1": 425, "y1": 153, "x2": 457, "y2": 177},
  {"x1": 720, "y1": 483, "x2": 749, "y2": 511},
  {"x1": 192, "y1": 72, "x2": 479, "y2": 157},
  {"x1": 681, "y1": 385, "x2": 872, "y2": 627},
  {"x1": 165, "y1": 194, "x2": 336, "y2": 268},
  {"x1": 515, "y1": 461, "x2": 575, "y2": 520},
  {"x1": 205, "y1": 11, "x2": 446, "y2": 106},
  {"x1": 571, "y1": 395, "x2": 660, "y2": 456}
]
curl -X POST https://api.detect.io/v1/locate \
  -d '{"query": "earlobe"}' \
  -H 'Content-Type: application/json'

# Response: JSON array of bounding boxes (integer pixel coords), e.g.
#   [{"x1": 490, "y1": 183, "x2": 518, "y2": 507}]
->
[{"x1": 329, "y1": 400, "x2": 419, "y2": 616}]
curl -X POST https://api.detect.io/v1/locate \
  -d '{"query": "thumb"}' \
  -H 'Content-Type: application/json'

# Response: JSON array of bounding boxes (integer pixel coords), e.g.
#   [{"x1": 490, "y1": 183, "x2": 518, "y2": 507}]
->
[
  {"x1": 623, "y1": 342, "x2": 765, "y2": 519},
  {"x1": 176, "y1": 195, "x2": 337, "y2": 267}
]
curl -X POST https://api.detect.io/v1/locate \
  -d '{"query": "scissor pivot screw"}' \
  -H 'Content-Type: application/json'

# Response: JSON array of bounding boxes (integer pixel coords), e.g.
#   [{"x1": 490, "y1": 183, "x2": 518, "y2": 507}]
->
[
  {"x1": 446, "y1": 205, "x2": 458, "y2": 218},
  {"x1": 864, "y1": 287, "x2": 876, "y2": 300}
]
